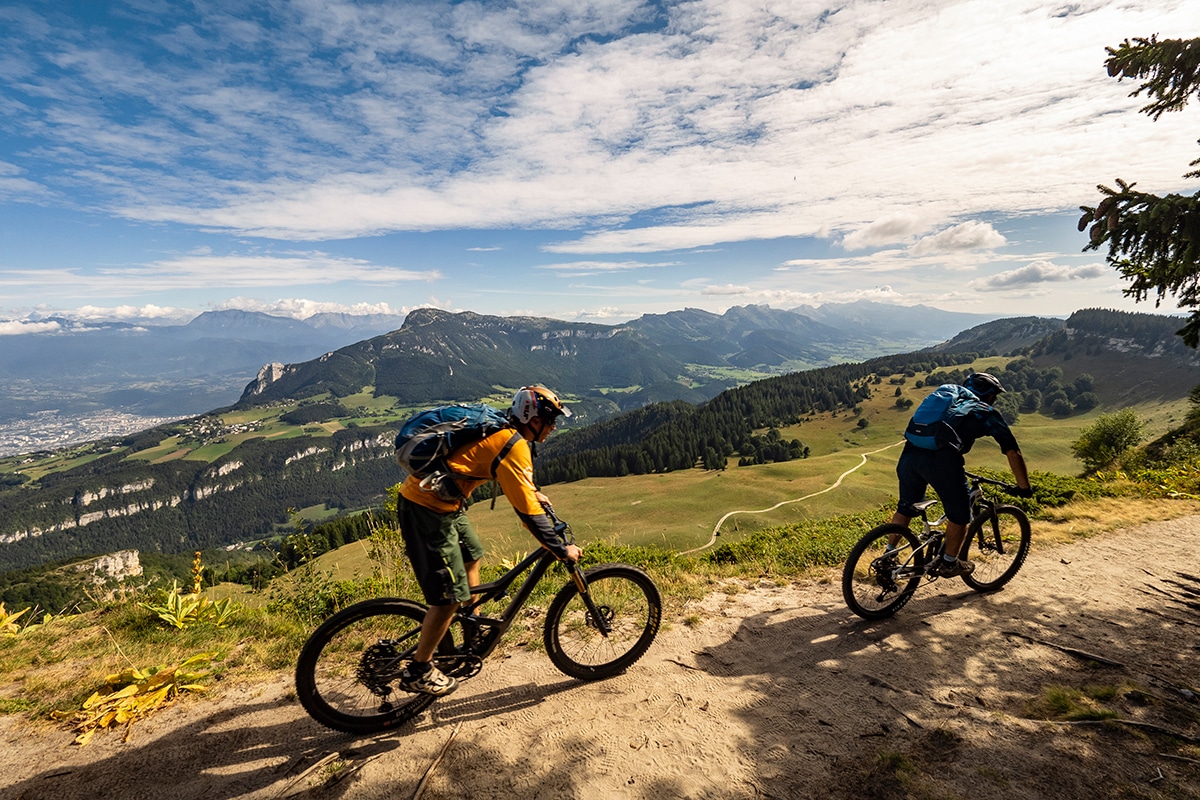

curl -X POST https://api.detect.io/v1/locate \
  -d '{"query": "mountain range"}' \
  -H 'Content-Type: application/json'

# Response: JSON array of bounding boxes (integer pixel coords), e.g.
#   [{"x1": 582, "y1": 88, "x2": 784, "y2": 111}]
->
[
  {"x1": 0, "y1": 310, "x2": 405, "y2": 425},
  {"x1": 239, "y1": 302, "x2": 1020, "y2": 413},
  {"x1": 0, "y1": 301, "x2": 1007, "y2": 447}
]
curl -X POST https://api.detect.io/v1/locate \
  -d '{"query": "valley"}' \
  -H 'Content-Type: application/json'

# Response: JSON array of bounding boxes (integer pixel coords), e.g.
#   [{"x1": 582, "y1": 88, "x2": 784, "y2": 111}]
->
[{"x1": 0, "y1": 306, "x2": 1196, "y2": 590}]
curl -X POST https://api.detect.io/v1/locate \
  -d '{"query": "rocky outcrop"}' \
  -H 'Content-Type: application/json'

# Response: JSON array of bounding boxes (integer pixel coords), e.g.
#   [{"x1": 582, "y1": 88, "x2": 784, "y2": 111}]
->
[{"x1": 72, "y1": 549, "x2": 143, "y2": 583}]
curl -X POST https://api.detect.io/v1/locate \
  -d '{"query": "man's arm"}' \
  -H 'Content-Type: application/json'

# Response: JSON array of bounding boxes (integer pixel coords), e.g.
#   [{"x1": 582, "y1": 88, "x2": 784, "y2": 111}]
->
[
  {"x1": 493, "y1": 438, "x2": 578, "y2": 560},
  {"x1": 1005, "y1": 448, "x2": 1031, "y2": 491}
]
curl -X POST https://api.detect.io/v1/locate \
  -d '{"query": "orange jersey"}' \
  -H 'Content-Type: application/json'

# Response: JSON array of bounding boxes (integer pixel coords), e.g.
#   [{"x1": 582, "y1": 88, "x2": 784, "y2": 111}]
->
[{"x1": 399, "y1": 428, "x2": 541, "y2": 515}]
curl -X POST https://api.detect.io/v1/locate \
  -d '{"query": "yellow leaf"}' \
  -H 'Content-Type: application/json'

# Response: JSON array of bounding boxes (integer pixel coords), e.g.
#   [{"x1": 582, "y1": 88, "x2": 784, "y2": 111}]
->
[
  {"x1": 81, "y1": 691, "x2": 105, "y2": 710},
  {"x1": 105, "y1": 684, "x2": 141, "y2": 702},
  {"x1": 75, "y1": 728, "x2": 96, "y2": 746}
]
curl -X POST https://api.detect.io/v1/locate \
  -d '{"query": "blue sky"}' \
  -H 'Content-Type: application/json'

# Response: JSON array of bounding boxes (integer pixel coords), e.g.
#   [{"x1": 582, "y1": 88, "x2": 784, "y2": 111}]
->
[{"x1": 1, "y1": 0, "x2": 1199, "y2": 332}]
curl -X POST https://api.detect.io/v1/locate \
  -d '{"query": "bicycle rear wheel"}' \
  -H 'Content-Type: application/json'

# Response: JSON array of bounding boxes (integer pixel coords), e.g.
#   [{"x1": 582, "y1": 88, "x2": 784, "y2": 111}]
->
[
  {"x1": 295, "y1": 598, "x2": 437, "y2": 734},
  {"x1": 961, "y1": 505, "x2": 1031, "y2": 592},
  {"x1": 544, "y1": 564, "x2": 662, "y2": 680},
  {"x1": 842, "y1": 524, "x2": 924, "y2": 620}
]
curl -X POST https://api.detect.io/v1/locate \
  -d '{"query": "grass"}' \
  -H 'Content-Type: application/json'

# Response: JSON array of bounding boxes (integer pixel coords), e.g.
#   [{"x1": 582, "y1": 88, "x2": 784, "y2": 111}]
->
[
  {"x1": 1025, "y1": 684, "x2": 1122, "y2": 722},
  {"x1": 0, "y1": 596, "x2": 309, "y2": 722}
]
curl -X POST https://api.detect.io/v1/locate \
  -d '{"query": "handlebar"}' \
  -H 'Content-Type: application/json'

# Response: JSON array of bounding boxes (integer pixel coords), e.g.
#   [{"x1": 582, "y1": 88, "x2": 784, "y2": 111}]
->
[{"x1": 965, "y1": 470, "x2": 1027, "y2": 496}]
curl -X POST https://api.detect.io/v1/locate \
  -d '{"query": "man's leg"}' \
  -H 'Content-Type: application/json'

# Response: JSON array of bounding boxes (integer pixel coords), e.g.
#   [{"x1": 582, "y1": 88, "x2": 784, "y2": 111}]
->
[
  {"x1": 887, "y1": 512, "x2": 911, "y2": 549},
  {"x1": 465, "y1": 558, "x2": 481, "y2": 605},
  {"x1": 944, "y1": 521, "x2": 968, "y2": 560},
  {"x1": 414, "y1": 602, "x2": 460, "y2": 663}
]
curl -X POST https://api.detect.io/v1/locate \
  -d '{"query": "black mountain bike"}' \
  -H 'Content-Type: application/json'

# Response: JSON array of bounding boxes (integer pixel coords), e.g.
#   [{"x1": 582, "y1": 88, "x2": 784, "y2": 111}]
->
[
  {"x1": 295, "y1": 512, "x2": 662, "y2": 734},
  {"x1": 842, "y1": 471, "x2": 1032, "y2": 620}
]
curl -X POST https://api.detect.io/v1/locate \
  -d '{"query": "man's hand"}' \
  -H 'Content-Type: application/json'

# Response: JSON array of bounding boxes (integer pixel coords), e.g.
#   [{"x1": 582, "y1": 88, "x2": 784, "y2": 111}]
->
[{"x1": 562, "y1": 544, "x2": 583, "y2": 563}]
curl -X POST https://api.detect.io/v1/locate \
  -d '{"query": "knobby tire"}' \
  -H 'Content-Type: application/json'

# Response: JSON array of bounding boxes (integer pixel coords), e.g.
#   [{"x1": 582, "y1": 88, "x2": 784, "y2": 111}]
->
[
  {"x1": 295, "y1": 598, "x2": 437, "y2": 734},
  {"x1": 544, "y1": 564, "x2": 662, "y2": 680},
  {"x1": 960, "y1": 505, "x2": 1031, "y2": 592},
  {"x1": 842, "y1": 524, "x2": 925, "y2": 620}
]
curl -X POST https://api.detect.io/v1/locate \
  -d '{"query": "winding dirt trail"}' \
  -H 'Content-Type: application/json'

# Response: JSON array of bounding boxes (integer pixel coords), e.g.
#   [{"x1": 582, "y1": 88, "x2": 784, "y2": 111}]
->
[
  {"x1": 2, "y1": 513, "x2": 1199, "y2": 800},
  {"x1": 680, "y1": 441, "x2": 906, "y2": 556}
]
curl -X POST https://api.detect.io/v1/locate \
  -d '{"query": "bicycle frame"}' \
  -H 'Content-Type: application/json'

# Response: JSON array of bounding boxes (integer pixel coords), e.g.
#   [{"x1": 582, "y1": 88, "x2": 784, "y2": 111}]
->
[
  {"x1": 456, "y1": 547, "x2": 559, "y2": 658},
  {"x1": 893, "y1": 471, "x2": 1008, "y2": 577},
  {"x1": 443, "y1": 544, "x2": 613, "y2": 665}
]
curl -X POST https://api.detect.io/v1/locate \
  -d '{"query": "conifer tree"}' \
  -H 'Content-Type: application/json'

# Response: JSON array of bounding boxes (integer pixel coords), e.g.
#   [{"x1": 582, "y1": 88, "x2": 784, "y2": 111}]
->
[{"x1": 1079, "y1": 36, "x2": 1200, "y2": 345}]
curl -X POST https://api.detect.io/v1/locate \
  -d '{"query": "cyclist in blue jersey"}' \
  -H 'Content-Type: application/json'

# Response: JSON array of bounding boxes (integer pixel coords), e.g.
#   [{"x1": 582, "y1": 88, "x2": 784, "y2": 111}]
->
[{"x1": 891, "y1": 373, "x2": 1033, "y2": 577}]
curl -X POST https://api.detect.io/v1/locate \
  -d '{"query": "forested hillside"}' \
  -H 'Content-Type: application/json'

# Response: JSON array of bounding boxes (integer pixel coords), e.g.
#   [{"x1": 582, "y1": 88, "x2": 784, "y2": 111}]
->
[{"x1": 0, "y1": 426, "x2": 396, "y2": 572}]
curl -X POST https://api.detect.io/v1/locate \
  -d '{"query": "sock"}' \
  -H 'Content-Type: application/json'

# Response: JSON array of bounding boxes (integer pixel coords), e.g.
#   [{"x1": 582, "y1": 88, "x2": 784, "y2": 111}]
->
[
  {"x1": 942, "y1": 554, "x2": 957, "y2": 563},
  {"x1": 408, "y1": 660, "x2": 432, "y2": 675}
]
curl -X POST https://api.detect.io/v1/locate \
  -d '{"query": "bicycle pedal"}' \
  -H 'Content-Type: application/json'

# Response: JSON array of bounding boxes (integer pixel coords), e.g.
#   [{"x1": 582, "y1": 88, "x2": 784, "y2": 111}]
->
[{"x1": 437, "y1": 654, "x2": 483, "y2": 679}]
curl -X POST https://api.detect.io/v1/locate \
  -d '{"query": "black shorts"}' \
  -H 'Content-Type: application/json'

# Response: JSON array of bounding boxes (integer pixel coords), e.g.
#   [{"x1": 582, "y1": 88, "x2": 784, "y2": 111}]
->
[{"x1": 895, "y1": 445, "x2": 970, "y2": 525}]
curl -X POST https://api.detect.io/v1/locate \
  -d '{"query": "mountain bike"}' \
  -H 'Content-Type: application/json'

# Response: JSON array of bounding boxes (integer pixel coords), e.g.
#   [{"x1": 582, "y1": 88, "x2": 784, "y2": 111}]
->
[
  {"x1": 842, "y1": 471, "x2": 1032, "y2": 620},
  {"x1": 295, "y1": 511, "x2": 662, "y2": 734}
]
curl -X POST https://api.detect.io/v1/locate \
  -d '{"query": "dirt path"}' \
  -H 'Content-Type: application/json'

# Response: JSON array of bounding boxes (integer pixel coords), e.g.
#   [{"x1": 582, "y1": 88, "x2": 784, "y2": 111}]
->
[
  {"x1": 680, "y1": 442, "x2": 905, "y2": 556},
  {"x1": 3, "y1": 516, "x2": 1199, "y2": 800}
]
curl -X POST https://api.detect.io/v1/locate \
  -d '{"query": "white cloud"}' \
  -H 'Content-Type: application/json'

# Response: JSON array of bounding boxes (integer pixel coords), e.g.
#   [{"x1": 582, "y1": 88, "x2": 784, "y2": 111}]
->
[
  {"x1": 841, "y1": 214, "x2": 926, "y2": 251},
  {"x1": 700, "y1": 284, "x2": 754, "y2": 296},
  {"x1": 212, "y1": 297, "x2": 401, "y2": 319},
  {"x1": 0, "y1": 319, "x2": 61, "y2": 335},
  {"x1": 6, "y1": 0, "x2": 1196, "y2": 253},
  {"x1": 72, "y1": 304, "x2": 186, "y2": 321},
  {"x1": 909, "y1": 221, "x2": 1007, "y2": 257}
]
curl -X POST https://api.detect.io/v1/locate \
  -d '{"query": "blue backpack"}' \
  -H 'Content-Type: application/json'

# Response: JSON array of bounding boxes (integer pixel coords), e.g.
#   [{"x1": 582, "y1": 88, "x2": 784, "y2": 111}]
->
[
  {"x1": 394, "y1": 404, "x2": 519, "y2": 500},
  {"x1": 904, "y1": 384, "x2": 986, "y2": 452}
]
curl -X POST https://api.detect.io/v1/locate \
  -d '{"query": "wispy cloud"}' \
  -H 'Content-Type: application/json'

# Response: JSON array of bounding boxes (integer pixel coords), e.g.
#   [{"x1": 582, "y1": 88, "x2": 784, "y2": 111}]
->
[
  {"x1": 535, "y1": 259, "x2": 680, "y2": 276},
  {"x1": 4, "y1": 0, "x2": 1194, "y2": 251},
  {"x1": 972, "y1": 260, "x2": 1109, "y2": 290},
  {"x1": 0, "y1": 252, "x2": 438, "y2": 305},
  {"x1": 0, "y1": 1, "x2": 1195, "y2": 323}
]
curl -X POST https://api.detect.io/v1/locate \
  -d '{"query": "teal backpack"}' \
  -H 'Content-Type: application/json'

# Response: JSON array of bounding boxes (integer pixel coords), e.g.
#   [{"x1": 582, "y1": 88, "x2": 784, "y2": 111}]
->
[{"x1": 904, "y1": 384, "x2": 987, "y2": 452}]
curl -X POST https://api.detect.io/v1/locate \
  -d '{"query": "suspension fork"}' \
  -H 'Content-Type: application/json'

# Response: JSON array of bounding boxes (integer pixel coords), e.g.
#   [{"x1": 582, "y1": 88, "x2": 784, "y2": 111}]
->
[
  {"x1": 971, "y1": 501, "x2": 1005, "y2": 554},
  {"x1": 568, "y1": 562, "x2": 612, "y2": 637}
]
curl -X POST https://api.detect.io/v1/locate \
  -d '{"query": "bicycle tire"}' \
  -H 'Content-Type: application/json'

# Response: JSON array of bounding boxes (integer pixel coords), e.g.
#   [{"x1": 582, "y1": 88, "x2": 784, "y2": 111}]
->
[
  {"x1": 295, "y1": 598, "x2": 437, "y2": 734},
  {"x1": 961, "y1": 504, "x2": 1031, "y2": 592},
  {"x1": 842, "y1": 524, "x2": 925, "y2": 620},
  {"x1": 544, "y1": 564, "x2": 662, "y2": 680}
]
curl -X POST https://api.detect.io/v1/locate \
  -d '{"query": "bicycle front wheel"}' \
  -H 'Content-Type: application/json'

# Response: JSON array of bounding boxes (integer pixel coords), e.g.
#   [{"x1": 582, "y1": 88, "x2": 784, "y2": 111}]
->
[
  {"x1": 544, "y1": 564, "x2": 662, "y2": 680},
  {"x1": 842, "y1": 524, "x2": 924, "y2": 620},
  {"x1": 961, "y1": 504, "x2": 1031, "y2": 592},
  {"x1": 295, "y1": 598, "x2": 436, "y2": 734}
]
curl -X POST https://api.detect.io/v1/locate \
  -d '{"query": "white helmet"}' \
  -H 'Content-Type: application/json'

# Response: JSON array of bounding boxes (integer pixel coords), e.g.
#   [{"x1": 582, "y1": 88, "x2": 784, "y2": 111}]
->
[{"x1": 510, "y1": 385, "x2": 571, "y2": 425}]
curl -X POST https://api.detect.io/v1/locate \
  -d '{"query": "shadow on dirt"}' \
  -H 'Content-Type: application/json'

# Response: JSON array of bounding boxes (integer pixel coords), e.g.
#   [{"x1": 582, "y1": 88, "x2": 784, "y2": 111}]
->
[
  {"x1": 8, "y1": 554, "x2": 1197, "y2": 799},
  {"x1": 690, "y1": 567, "x2": 1200, "y2": 800}
]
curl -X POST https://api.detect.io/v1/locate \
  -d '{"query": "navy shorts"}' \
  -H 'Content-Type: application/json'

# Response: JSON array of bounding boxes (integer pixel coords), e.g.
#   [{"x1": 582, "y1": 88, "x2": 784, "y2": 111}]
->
[
  {"x1": 895, "y1": 445, "x2": 971, "y2": 525},
  {"x1": 397, "y1": 495, "x2": 486, "y2": 605}
]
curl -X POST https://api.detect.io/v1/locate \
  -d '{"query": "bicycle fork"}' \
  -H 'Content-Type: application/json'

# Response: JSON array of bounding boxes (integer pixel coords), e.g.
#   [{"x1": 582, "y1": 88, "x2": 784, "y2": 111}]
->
[{"x1": 569, "y1": 564, "x2": 613, "y2": 637}]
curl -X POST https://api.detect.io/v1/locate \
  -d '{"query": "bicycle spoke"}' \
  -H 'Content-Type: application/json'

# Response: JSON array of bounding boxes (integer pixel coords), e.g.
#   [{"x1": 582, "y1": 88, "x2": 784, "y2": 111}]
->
[{"x1": 295, "y1": 600, "x2": 436, "y2": 733}]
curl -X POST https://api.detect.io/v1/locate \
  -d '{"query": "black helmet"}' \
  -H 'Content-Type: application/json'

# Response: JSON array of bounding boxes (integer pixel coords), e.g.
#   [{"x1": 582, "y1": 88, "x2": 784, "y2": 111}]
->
[{"x1": 964, "y1": 372, "x2": 1005, "y2": 403}]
